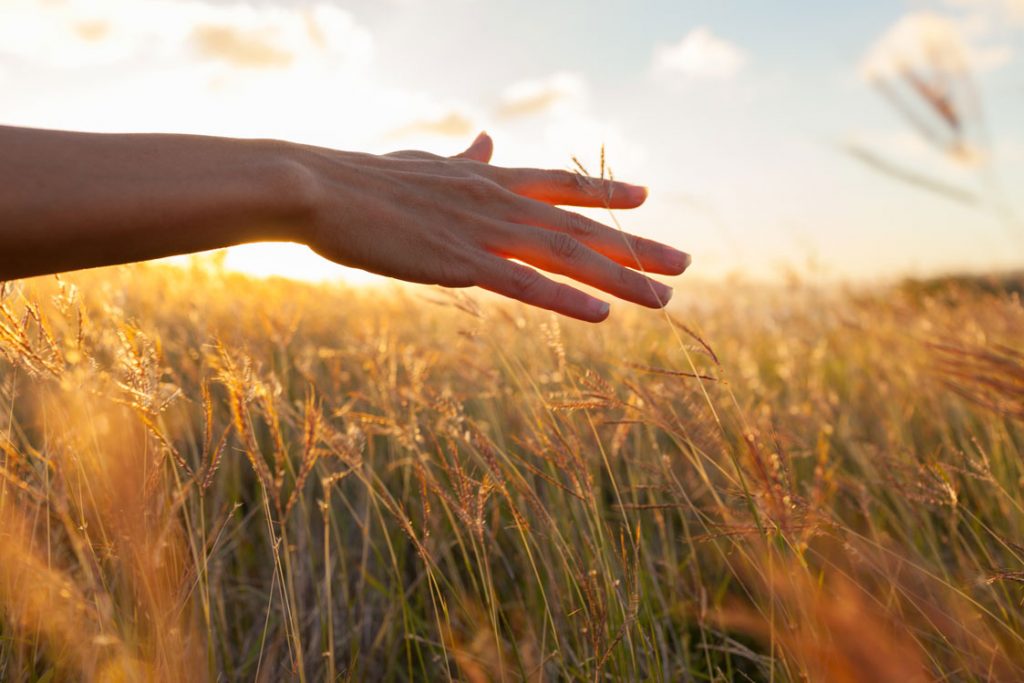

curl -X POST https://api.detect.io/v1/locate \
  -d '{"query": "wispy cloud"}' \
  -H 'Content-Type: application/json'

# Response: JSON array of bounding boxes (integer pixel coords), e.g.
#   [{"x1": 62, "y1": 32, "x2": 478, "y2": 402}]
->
[
  {"x1": 495, "y1": 72, "x2": 586, "y2": 119},
  {"x1": 192, "y1": 25, "x2": 294, "y2": 68},
  {"x1": 0, "y1": 0, "x2": 451, "y2": 151},
  {"x1": 385, "y1": 111, "x2": 477, "y2": 139},
  {"x1": 860, "y1": 11, "x2": 1013, "y2": 80},
  {"x1": 0, "y1": 1, "x2": 373, "y2": 71},
  {"x1": 652, "y1": 28, "x2": 746, "y2": 80},
  {"x1": 945, "y1": 0, "x2": 1024, "y2": 24}
]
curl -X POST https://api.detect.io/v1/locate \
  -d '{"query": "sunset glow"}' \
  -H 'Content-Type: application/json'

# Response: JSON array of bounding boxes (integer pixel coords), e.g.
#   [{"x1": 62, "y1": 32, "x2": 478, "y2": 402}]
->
[
  {"x1": 2, "y1": 0, "x2": 1021, "y2": 282},
  {"x1": 220, "y1": 244, "x2": 384, "y2": 285},
  {"x1": 2, "y1": 3, "x2": 1024, "y2": 679}
]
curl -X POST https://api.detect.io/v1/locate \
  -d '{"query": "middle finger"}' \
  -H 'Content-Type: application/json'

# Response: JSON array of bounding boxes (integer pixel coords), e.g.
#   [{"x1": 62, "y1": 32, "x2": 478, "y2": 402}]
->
[
  {"x1": 507, "y1": 197, "x2": 691, "y2": 276},
  {"x1": 489, "y1": 223, "x2": 674, "y2": 309}
]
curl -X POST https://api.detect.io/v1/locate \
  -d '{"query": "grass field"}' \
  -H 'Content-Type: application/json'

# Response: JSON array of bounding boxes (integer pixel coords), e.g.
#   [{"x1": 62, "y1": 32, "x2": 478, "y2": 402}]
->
[{"x1": 0, "y1": 262, "x2": 1022, "y2": 681}]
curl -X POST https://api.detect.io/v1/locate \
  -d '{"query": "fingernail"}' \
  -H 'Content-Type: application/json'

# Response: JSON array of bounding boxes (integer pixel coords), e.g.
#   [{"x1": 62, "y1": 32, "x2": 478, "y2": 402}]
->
[
  {"x1": 627, "y1": 184, "x2": 648, "y2": 202},
  {"x1": 589, "y1": 299, "x2": 611, "y2": 320},
  {"x1": 663, "y1": 248, "x2": 691, "y2": 272},
  {"x1": 655, "y1": 283, "x2": 674, "y2": 306}
]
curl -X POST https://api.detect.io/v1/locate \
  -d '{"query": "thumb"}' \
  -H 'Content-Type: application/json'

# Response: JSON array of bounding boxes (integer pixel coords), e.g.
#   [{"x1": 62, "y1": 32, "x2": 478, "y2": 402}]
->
[{"x1": 453, "y1": 131, "x2": 494, "y2": 163}]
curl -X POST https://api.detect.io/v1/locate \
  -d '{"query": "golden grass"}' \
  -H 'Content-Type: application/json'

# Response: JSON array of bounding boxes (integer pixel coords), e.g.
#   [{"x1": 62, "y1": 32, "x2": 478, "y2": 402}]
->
[{"x1": 0, "y1": 264, "x2": 1022, "y2": 681}]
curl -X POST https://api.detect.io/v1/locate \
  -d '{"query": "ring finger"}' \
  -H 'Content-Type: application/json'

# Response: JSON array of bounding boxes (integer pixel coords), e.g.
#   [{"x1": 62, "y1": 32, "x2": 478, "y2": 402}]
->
[{"x1": 489, "y1": 223, "x2": 673, "y2": 309}]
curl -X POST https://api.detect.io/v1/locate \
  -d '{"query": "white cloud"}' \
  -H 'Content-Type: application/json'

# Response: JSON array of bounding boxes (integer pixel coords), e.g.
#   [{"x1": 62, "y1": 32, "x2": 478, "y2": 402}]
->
[
  {"x1": 860, "y1": 11, "x2": 1013, "y2": 81},
  {"x1": 0, "y1": 1, "x2": 645, "y2": 207},
  {"x1": 385, "y1": 110, "x2": 478, "y2": 139},
  {"x1": 970, "y1": 43, "x2": 1015, "y2": 70},
  {"x1": 496, "y1": 72, "x2": 587, "y2": 119},
  {"x1": 652, "y1": 28, "x2": 746, "y2": 80},
  {"x1": 0, "y1": 1, "x2": 373, "y2": 71},
  {"x1": 0, "y1": 0, "x2": 451, "y2": 284},
  {"x1": 945, "y1": 0, "x2": 1024, "y2": 24},
  {"x1": 0, "y1": 1, "x2": 406, "y2": 149}
]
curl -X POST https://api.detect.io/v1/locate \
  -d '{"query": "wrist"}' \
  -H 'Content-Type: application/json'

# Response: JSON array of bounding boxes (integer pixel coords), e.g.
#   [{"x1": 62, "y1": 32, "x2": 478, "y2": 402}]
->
[{"x1": 246, "y1": 137, "x2": 322, "y2": 244}]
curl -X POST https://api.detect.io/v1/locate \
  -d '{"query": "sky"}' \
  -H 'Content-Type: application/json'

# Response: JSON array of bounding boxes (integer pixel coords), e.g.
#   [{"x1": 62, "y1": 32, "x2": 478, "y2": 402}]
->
[{"x1": 1, "y1": 0, "x2": 1022, "y2": 284}]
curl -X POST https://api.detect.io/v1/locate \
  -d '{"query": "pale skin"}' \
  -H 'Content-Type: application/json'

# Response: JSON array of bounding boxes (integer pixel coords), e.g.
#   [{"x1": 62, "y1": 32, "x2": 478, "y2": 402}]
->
[{"x1": 0, "y1": 125, "x2": 690, "y2": 322}]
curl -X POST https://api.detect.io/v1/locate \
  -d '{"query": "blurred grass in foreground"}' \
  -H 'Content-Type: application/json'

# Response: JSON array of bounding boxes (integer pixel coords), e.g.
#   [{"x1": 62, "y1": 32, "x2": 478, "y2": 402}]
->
[{"x1": 0, "y1": 262, "x2": 1022, "y2": 681}]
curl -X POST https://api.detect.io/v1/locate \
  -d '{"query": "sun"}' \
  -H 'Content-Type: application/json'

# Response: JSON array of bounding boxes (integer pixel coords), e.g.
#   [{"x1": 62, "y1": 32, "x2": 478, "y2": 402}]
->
[
  {"x1": 165, "y1": 243, "x2": 384, "y2": 285},
  {"x1": 224, "y1": 243, "x2": 386, "y2": 284}
]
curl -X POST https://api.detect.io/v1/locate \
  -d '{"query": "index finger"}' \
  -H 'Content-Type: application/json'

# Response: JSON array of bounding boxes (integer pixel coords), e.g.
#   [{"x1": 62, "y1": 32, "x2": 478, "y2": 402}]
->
[{"x1": 489, "y1": 168, "x2": 648, "y2": 209}]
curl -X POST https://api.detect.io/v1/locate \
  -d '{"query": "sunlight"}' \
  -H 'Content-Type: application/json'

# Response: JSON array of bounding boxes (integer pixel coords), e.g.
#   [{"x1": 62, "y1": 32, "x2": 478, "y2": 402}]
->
[
  {"x1": 223, "y1": 243, "x2": 383, "y2": 284},
  {"x1": 1, "y1": 1, "x2": 1023, "y2": 679},
  {"x1": 163, "y1": 243, "x2": 384, "y2": 285}
]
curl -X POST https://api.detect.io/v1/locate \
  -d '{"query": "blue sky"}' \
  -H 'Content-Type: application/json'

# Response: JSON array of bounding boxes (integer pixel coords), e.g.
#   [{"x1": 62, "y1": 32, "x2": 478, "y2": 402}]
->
[{"x1": 1, "y1": 0, "x2": 1021, "y2": 282}]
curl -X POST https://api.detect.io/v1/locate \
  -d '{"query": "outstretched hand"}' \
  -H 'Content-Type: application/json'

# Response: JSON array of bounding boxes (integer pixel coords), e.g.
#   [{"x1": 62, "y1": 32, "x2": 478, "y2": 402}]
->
[
  {"x1": 300, "y1": 132, "x2": 691, "y2": 323},
  {"x1": 0, "y1": 125, "x2": 689, "y2": 313}
]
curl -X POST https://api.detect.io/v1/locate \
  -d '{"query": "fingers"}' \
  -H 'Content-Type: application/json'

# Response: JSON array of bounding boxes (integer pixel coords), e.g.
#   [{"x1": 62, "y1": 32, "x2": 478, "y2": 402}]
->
[
  {"x1": 453, "y1": 131, "x2": 494, "y2": 163},
  {"x1": 473, "y1": 256, "x2": 611, "y2": 323},
  {"x1": 371, "y1": 133, "x2": 689, "y2": 322},
  {"x1": 505, "y1": 198, "x2": 690, "y2": 276},
  {"x1": 491, "y1": 167, "x2": 647, "y2": 209},
  {"x1": 493, "y1": 224, "x2": 673, "y2": 309}
]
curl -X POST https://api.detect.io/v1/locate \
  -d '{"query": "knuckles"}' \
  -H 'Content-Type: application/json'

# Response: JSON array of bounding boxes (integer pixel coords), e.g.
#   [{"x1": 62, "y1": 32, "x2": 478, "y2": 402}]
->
[
  {"x1": 563, "y1": 212, "x2": 595, "y2": 239},
  {"x1": 454, "y1": 176, "x2": 506, "y2": 203},
  {"x1": 507, "y1": 263, "x2": 546, "y2": 300},
  {"x1": 615, "y1": 268, "x2": 656, "y2": 305},
  {"x1": 616, "y1": 266, "x2": 639, "y2": 290},
  {"x1": 547, "y1": 169, "x2": 579, "y2": 189},
  {"x1": 548, "y1": 233, "x2": 583, "y2": 262},
  {"x1": 435, "y1": 259, "x2": 475, "y2": 288},
  {"x1": 631, "y1": 236, "x2": 654, "y2": 260}
]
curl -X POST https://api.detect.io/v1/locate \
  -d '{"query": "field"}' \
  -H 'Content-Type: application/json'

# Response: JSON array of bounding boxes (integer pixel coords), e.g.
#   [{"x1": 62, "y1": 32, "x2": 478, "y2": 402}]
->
[{"x1": 0, "y1": 262, "x2": 1022, "y2": 681}]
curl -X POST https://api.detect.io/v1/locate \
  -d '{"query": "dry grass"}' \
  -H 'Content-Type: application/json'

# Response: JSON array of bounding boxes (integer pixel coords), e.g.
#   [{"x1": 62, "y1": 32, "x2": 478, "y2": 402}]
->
[{"x1": 0, "y1": 263, "x2": 1022, "y2": 681}]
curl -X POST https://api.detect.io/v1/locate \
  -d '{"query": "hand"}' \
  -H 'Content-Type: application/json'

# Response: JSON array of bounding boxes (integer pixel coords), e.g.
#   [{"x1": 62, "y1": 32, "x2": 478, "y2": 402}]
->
[{"x1": 297, "y1": 132, "x2": 691, "y2": 323}]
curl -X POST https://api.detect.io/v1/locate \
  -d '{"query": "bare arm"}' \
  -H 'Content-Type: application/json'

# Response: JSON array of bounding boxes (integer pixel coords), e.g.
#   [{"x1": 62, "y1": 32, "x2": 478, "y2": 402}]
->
[{"x1": 0, "y1": 126, "x2": 690, "y2": 322}]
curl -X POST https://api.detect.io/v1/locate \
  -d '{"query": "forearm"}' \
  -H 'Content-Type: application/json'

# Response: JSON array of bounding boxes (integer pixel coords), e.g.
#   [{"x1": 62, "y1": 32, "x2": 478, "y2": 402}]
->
[
  {"x1": 0, "y1": 125, "x2": 313, "y2": 280},
  {"x1": 0, "y1": 125, "x2": 689, "y2": 322}
]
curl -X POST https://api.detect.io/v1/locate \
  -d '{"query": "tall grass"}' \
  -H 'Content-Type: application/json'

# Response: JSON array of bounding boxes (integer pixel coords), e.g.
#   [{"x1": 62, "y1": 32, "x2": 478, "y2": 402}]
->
[{"x1": 0, "y1": 263, "x2": 1021, "y2": 681}]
